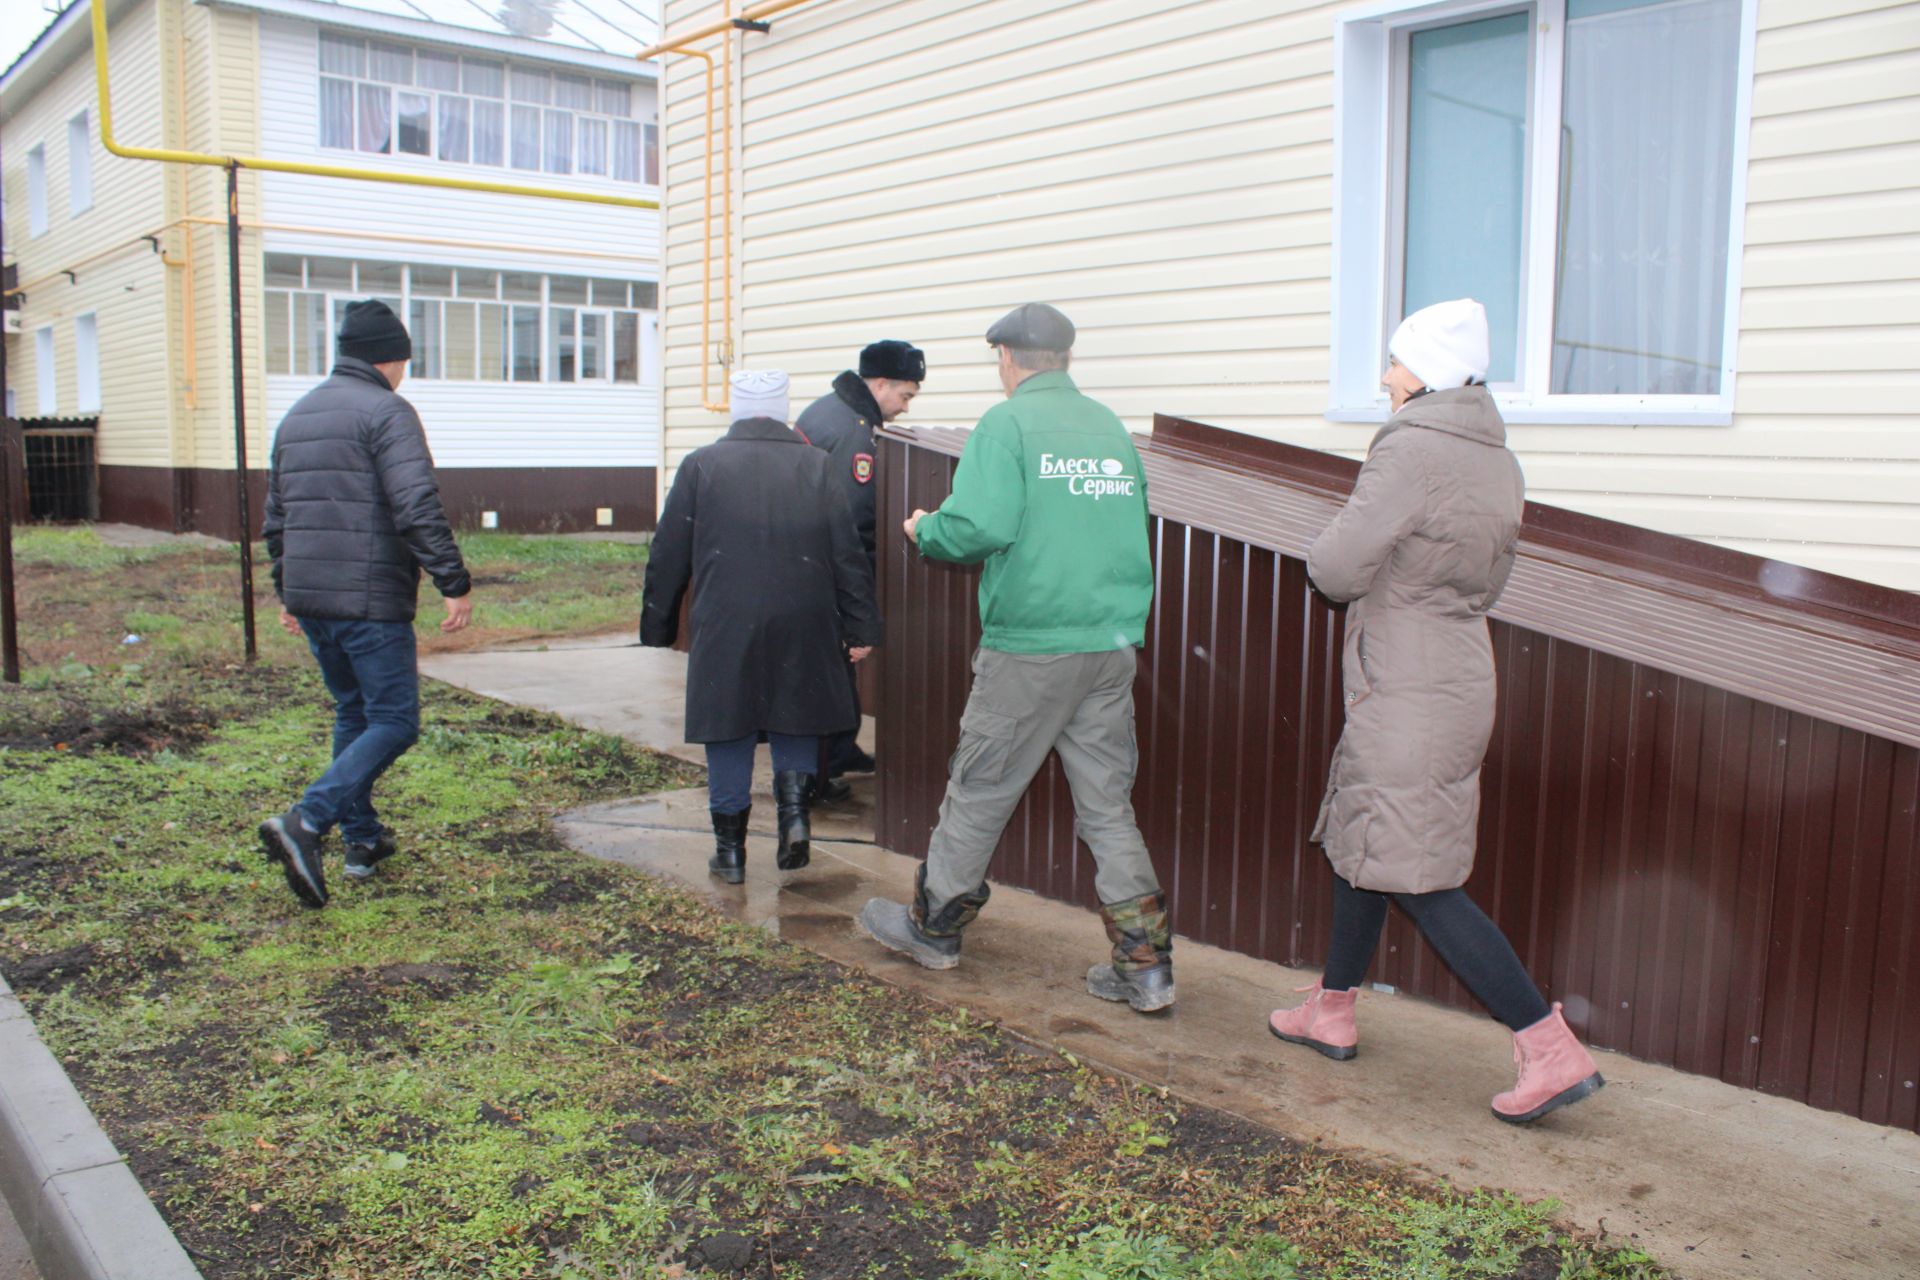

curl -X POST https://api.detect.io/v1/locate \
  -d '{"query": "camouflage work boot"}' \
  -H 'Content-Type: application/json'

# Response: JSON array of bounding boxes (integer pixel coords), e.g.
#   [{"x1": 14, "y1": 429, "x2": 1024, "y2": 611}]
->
[
  {"x1": 856, "y1": 864, "x2": 991, "y2": 971},
  {"x1": 1087, "y1": 892, "x2": 1175, "y2": 1012}
]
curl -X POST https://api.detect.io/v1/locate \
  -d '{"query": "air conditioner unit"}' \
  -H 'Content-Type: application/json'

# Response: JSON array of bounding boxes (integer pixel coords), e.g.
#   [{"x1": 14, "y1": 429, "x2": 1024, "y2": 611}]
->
[{"x1": 2, "y1": 313, "x2": 22, "y2": 335}]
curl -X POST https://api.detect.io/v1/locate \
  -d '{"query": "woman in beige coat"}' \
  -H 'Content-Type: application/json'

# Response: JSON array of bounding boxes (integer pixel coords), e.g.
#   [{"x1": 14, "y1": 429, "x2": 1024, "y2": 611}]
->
[{"x1": 1268, "y1": 299, "x2": 1605, "y2": 1125}]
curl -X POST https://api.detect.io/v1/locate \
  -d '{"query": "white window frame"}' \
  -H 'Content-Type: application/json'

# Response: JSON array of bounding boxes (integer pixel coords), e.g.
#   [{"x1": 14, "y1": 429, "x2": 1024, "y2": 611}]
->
[
  {"x1": 312, "y1": 30, "x2": 653, "y2": 186},
  {"x1": 26, "y1": 144, "x2": 49, "y2": 237},
  {"x1": 68, "y1": 112, "x2": 94, "y2": 215},
  {"x1": 1327, "y1": 0, "x2": 1759, "y2": 426},
  {"x1": 35, "y1": 327, "x2": 57, "y2": 415},
  {"x1": 75, "y1": 313, "x2": 101, "y2": 414},
  {"x1": 262, "y1": 254, "x2": 658, "y2": 387}
]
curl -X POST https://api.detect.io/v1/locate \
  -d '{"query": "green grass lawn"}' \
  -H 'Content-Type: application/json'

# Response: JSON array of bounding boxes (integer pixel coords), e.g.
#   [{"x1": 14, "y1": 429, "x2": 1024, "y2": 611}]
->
[
  {"x1": 0, "y1": 531, "x2": 1667, "y2": 1280},
  {"x1": 4, "y1": 525, "x2": 649, "y2": 673}
]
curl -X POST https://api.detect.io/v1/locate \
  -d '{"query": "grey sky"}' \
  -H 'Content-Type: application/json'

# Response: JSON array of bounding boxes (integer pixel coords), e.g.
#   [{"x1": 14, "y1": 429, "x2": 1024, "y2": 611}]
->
[{"x1": 3, "y1": 0, "x2": 69, "y2": 78}]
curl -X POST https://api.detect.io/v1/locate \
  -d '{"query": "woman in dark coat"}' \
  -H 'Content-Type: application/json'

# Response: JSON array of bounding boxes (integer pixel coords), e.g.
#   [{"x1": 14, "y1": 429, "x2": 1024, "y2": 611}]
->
[
  {"x1": 1267, "y1": 300, "x2": 1605, "y2": 1125},
  {"x1": 641, "y1": 370, "x2": 882, "y2": 882}
]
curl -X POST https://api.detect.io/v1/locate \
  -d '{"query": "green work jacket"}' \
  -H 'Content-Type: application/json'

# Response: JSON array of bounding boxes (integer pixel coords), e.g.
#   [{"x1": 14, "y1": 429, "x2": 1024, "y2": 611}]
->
[{"x1": 916, "y1": 371, "x2": 1153, "y2": 654}]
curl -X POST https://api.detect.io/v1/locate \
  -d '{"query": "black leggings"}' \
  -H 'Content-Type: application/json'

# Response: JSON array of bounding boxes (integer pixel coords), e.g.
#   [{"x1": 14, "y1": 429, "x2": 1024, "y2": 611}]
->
[{"x1": 1323, "y1": 874, "x2": 1550, "y2": 1032}]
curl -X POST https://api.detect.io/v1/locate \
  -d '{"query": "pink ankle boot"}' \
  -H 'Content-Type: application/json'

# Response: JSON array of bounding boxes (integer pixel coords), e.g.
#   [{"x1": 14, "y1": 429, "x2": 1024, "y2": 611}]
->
[
  {"x1": 1492, "y1": 1002, "x2": 1604, "y2": 1123},
  {"x1": 1267, "y1": 980, "x2": 1359, "y2": 1061}
]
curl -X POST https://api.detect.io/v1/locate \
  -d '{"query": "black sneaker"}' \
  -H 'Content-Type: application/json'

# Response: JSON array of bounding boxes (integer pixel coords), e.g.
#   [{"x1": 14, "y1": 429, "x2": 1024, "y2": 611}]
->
[
  {"x1": 259, "y1": 807, "x2": 329, "y2": 907},
  {"x1": 343, "y1": 830, "x2": 398, "y2": 880}
]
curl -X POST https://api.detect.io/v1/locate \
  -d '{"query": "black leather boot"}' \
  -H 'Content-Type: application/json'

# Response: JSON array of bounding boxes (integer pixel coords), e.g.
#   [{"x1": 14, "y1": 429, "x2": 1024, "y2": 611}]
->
[
  {"x1": 710, "y1": 807, "x2": 749, "y2": 884},
  {"x1": 772, "y1": 771, "x2": 812, "y2": 870}
]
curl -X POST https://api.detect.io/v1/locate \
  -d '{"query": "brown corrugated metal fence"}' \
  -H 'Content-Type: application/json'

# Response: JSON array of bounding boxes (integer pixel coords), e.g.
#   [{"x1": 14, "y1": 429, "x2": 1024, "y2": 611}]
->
[{"x1": 874, "y1": 415, "x2": 1920, "y2": 1133}]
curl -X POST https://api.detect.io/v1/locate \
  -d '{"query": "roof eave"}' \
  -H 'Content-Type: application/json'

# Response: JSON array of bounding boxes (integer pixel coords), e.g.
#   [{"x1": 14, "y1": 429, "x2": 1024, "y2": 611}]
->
[{"x1": 196, "y1": 0, "x2": 660, "y2": 78}]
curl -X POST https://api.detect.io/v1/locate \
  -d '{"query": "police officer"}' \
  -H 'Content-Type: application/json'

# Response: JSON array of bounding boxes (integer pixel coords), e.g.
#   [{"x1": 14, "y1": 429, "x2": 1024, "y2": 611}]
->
[
  {"x1": 856, "y1": 305, "x2": 1173, "y2": 1014},
  {"x1": 795, "y1": 340, "x2": 927, "y2": 793}
]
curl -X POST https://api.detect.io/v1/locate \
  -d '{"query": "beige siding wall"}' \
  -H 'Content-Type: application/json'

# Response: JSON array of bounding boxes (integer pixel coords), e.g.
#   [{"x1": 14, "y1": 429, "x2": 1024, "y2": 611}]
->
[
  {"x1": 178, "y1": 0, "x2": 268, "y2": 472},
  {"x1": 2, "y1": 0, "x2": 173, "y2": 465},
  {"x1": 660, "y1": 0, "x2": 1920, "y2": 590}
]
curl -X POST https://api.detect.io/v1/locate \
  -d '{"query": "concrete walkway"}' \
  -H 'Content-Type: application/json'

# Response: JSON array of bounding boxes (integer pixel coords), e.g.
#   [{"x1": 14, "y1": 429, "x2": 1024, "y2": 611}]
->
[
  {"x1": 0, "y1": 1196, "x2": 40, "y2": 1280},
  {"x1": 424, "y1": 639, "x2": 1920, "y2": 1280}
]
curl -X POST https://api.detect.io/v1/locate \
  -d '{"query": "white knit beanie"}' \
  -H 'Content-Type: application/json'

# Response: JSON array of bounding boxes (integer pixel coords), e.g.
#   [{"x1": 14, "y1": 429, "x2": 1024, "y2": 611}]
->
[
  {"x1": 1389, "y1": 299, "x2": 1490, "y2": 392},
  {"x1": 729, "y1": 369, "x2": 790, "y2": 423}
]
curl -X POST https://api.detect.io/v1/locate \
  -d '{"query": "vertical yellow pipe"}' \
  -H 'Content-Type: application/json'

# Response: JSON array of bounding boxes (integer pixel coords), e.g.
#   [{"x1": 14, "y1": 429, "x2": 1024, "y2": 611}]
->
[
  {"x1": 176, "y1": 1, "x2": 198, "y2": 408},
  {"x1": 672, "y1": 47, "x2": 724, "y2": 414},
  {"x1": 722, "y1": 24, "x2": 734, "y2": 376}
]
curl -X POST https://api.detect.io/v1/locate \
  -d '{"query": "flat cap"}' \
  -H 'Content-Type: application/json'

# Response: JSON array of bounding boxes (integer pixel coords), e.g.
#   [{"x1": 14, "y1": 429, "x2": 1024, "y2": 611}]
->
[{"x1": 985, "y1": 302, "x2": 1075, "y2": 353}]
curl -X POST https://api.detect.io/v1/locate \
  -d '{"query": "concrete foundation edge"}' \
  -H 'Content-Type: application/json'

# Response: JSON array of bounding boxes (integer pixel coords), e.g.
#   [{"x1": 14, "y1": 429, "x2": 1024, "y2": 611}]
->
[{"x1": 0, "y1": 976, "x2": 203, "y2": 1280}]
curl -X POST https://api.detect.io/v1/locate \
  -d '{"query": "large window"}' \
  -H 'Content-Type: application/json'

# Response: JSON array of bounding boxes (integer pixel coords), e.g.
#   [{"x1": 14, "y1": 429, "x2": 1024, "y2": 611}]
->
[
  {"x1": 263, "y1": 254, "x2": 657, "y2": 385},
  {"x1": 68, "y1": 113, "x2": 93, "y2": 215},
  {"x1": 316, "y1": 30, "x2": 659, "y2": 184},
  {"x1": 1330, "y1": 0, "x2": 1755, "y2": 421},
  {"x1": 75, "y1": 314, "x2": 101, "y2": 414},
  {"x1": 35, "y1": 327, "x2": 56, "y2": 415},
  {"x1": 26, "y1": 145, "x2": 48, "y2": 237}
]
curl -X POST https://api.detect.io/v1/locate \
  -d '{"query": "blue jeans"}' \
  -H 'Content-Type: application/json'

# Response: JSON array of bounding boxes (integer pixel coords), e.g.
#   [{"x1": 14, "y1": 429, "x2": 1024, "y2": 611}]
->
[
  {"x1": 705, "y1": 733, "x2": 817, "y2": 814},
  {"x1": 298, "y1": 617, "x2": 420, "y2": 843}
]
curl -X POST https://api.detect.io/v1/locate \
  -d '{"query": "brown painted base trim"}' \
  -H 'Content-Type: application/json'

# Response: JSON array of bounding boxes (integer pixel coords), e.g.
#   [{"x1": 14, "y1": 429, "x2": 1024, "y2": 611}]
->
[
  {"x1": 93, "y1": 466, "x2": 657, "y2": 540},
  {"x1": 439, "y1": 467, "x2": 657, "y2": 535}
]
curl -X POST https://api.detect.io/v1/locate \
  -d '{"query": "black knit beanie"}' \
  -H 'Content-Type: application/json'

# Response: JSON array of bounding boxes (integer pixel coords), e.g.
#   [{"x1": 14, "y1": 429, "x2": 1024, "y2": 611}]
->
[
  {"x1": 337, "y1": 299, "x2": 413, "y2": 365},
  {"x1": 858, "y1": 339, "x2": 926, "y2": 383}
]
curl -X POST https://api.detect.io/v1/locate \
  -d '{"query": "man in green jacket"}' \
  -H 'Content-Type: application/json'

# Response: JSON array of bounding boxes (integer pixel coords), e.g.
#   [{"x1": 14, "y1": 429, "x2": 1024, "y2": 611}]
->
[{"x1": 857, "y1": 303, "x2": 1173, "y2": 1013}]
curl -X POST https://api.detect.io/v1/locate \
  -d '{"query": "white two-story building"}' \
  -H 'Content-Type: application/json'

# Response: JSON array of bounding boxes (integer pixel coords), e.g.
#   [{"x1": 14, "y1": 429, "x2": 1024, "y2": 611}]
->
[{"x1": 4, "y1": 0, "x2": 663, "y2": 536}]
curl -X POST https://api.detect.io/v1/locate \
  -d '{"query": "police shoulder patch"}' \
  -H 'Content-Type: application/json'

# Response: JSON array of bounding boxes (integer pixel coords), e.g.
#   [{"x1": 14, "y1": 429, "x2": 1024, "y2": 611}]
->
[{"x1": 853, "y1": 453, "x2": 874, "y2": 485}]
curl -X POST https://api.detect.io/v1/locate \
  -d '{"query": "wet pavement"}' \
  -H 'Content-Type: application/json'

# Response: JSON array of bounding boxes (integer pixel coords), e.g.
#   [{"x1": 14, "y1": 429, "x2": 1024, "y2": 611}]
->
[
  {"x1": 425, "y1": 638, "x2": 1920, "y2": 1280},
  {"x1": 0, "y1": 1194, "x2": 39, "y2": 1280}
]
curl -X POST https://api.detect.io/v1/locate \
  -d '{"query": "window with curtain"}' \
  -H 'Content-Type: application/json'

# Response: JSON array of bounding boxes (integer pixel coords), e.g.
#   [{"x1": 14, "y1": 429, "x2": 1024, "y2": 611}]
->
[
  {"x1": 544, "y1": 110, "x2": 574, "y2": 174},
  {"x1": 510, "y1": 105, "x2": 542, "y2": 170},
  {"x1": 438, "y1": 95, "x2": 471, "y2": 163},
  {"x1": 579, "y1": 117, "x2": 609, "y2": 176},
  {"x1": 356, "y1": 83, "x2": 392, "y2": 153},
  {"x1": 1330, "y1": 0, "x2": 1750, "y2": 416},
  {"x1": 612, "y1": 121, "x2": 641, "y2": 183},
  {"x1": 313, "y1": 31, "x2": 653, "y2": 184},
  {"x1": 1551, "y1": 0, "x2": 1742, "y2": 394},
  {"x1": 320, "y1": 78, "x2": 355, "y2": 150},
  {"x1": 474, "y1": 101, "x2": 505, "y2": 166}
]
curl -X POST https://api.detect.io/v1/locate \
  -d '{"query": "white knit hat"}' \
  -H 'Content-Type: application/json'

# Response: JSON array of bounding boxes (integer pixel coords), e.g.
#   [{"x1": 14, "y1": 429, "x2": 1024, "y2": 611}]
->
[
  {"x1": 729, "y1": 369, "x2": 790, "y2": 423},
  {"x1": 1389, "y1": 299, "x2": 1490, "y2": 392}
]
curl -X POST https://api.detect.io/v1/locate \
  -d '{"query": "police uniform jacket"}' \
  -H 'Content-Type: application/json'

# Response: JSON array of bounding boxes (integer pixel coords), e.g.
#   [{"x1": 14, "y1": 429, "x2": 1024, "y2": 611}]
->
[{"x1": 795, "y1": 371, "x2": 883, "y2": 562}]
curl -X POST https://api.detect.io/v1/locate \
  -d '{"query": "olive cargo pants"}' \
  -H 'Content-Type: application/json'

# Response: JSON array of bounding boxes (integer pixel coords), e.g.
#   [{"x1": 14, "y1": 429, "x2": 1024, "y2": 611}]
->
[{"x1": 922, "y1": 647, "x2": 1161, "y2": 911}]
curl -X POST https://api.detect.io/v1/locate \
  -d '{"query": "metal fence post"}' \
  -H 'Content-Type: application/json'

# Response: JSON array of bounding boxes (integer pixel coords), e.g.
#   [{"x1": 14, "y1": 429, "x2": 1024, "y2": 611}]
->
[{"x1": 226, "y1": 161, "x2": 258, "y2": 662}]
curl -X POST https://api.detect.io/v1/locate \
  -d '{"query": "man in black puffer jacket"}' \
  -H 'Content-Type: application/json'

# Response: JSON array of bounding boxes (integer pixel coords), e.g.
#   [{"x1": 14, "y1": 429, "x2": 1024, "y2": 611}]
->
[{"x1": 257, "y1": 300, "x2": 472, "y2": 908}]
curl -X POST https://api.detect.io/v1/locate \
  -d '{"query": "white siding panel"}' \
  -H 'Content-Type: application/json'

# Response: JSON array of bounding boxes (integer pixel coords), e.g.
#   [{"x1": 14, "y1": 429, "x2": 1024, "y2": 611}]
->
[
  {"x1": 266, "y1": 376, "x2": 659, "y2": 469},
  {"x1": 1739, "y1": 280, "x2": 1920, "y2": 328},
  {"x1": 1746, "y1": 47, "x2": 1920, "y2": 115},
  {"x1": 658, "y1": 0, "x2": 1920, "y2": 589},
  {"x1": 1743, "y1": 190, "x2": 1920, "y2": 245}
]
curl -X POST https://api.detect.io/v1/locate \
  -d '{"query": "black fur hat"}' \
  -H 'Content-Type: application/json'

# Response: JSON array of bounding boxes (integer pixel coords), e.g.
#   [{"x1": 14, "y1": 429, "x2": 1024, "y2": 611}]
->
[{"x1": 859, "y1": 340, "x2": 927, "y2": 383}]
